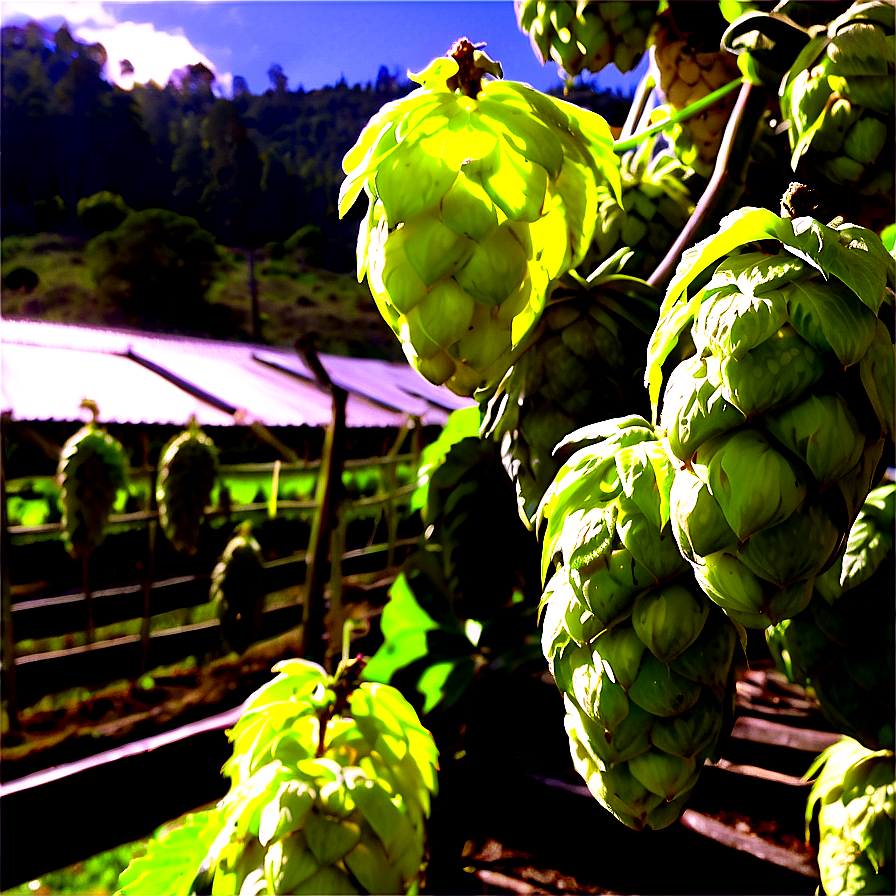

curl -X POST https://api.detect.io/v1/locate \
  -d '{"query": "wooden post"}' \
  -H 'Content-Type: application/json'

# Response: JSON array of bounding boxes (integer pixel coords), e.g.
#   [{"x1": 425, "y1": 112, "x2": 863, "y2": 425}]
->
[
  {"x1": 139, "y1": 433, "x2": 156, "y2": 675},
  {"x1": 296, "y1": 336, "x2": 347, "y2": 665},
  {"x1": 383, "y1": 421, "x2": 410, "y2": 569},
  {"x1": 322, "y1": 510, "x2": 347, "y2": 673},
  {"x1": 1, "y1": 448, "x2": 21, "y2": 730},
  {"x1": 248, "y1": 248, "x2": 261, "y2": 344},
  {"x1": 82, "y1": 555, "x2": 94, "y2": 644}
]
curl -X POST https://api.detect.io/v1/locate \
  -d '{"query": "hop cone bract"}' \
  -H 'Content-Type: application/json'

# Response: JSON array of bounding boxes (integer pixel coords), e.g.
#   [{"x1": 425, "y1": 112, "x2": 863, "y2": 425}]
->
[
  {"x1": 57, "y1": 417, "x2": 128, "y2": 560},
  {"x1": 538, "y1": 416, "x2": 738, "y2": 830},
  {"x1": 647, "y1": 207, "x2": 894, "y2": 630},
  {"x1": 515, "y1": 1, "x2": 659, "y2": 78},
  {"x1": 767, "y1": 484, "x2": 894, "y2": 751},
  {"x1": 480, "y1": 261, "x2": 660, "y2": 528},
  {"x1": 805, "y1": 736, "x2": 895, "y2": 896},
  {"x1": 156, "y1": 419, "x2": 218, "y2": 555},
  {"x1": 340, "y1": 38, "x2": 621, "y2": 397}
]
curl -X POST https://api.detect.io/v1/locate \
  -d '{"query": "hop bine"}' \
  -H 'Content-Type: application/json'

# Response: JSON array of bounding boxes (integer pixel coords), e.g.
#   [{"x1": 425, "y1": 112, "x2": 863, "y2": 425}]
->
[
  {"x1": 646, "y1": 205, "x2": 894, "y2": 630},
  {"x1": 538, "y1": 416, "x2": 738, "y2": 830},
  {"x1": 339, "y1": 37, "x2": 621, "y2": 397}
]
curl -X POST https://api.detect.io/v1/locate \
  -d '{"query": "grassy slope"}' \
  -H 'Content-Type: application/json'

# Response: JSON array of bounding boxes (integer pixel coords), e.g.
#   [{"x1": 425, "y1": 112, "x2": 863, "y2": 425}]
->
[{"x1": 0, "y1": 233, "x2": 404, "y2": 361}]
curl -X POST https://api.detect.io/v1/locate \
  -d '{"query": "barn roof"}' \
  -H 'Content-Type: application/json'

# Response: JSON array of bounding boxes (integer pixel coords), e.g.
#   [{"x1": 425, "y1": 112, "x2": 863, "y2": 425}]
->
[{"x1": 0, "y1": 319, "x2": 474, "y2": 429}]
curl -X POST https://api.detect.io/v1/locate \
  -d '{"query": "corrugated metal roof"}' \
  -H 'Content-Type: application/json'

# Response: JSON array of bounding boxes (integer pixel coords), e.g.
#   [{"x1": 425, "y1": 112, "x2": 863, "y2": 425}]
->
[{"x1": 0, "y1": 319, "x2": 474, "y2": 428}]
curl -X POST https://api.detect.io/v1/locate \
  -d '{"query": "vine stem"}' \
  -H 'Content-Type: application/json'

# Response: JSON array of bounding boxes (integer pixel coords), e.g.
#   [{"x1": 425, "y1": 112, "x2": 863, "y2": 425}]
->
[
  {"x1": 619, "y1": 67, "x2": 656, "y2": 141},
  {"x1": 647, "y1": 79, "x2": 757, "y2": 291},
  {"x1": 613, "y1": 77, "x2": 744, "y2": 153}
]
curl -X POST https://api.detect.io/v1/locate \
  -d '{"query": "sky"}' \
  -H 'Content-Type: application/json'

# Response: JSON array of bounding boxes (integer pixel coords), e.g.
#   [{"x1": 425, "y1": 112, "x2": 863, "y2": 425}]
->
[{"x1": 0, "y1": 0, "x2": 649, "y2": 98}]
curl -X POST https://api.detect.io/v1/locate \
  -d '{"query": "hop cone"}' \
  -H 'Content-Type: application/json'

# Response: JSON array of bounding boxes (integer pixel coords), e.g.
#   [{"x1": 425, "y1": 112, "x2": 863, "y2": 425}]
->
[
  {"x1": 805, "y1": 737, "x2": 894, "y2": 896},
  {"x1": 57, "y1": 410, "x2": 128, "y2": 560},
  {"x1": 339, "y1": 37, "x2": 621, "y2": 397},
  {"x1": 589, "y1": 138, "x2": 697, "y2": 280},
  {"x1": 649, "y1": 5, "x2": 742, "y2": 177},
  {"x1": 767, "y1": 484, "x2": 894, "y2": 751},
  {"x1": 422, "y1": 435, "x2": 540, "y2": 620},
  {"x1": 781, "y1": 1, "x2": 895, "y2": 226},
  {"x1": 118, "y1": 658, "x2": 439, "y2": 895},
  {"x1": 515, "y1": 1, "x2": 659, "y2": 78},
  {"x1": 480, "y1": 260, "x2": 660, "y2": 528},
  {"x1": 538, "y1": 416, "x2": 738, "y2": 830},
  {"x1": 647, "y1": 207, "x2": 894, "y2": 630},
  {"x1": 156, "y1": 418, "x2": 218, "y2": 555},
  {"x1": 211, "y1": 522, "x2": 265, "y2": 654}
]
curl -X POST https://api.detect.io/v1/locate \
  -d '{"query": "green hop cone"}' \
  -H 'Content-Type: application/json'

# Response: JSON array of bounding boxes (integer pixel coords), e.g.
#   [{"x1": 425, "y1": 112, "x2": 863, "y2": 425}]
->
[
  {"x1": 340, "y1": 37, "x2": 622, "y2": 397},
  {"x1": 211, "y1": 521, "x2": 266, "y2": 654},
  {"x1": 647, "y1": 207, "x2": 894, "y2": 629},
  {"x1": 766, "y1": 484, "x2": 895, "y2": 751},
  {"x1": 588, "y1": 138, "x2": 697, "y2": 281},
  {"x1": 479, "y1": 257, "x2": 660, "y2": 528},
  {"x1": 57, "y1": 402, "x2": 128, "y2": 560},
  {"x1": 805, "y1": 737, "x2": 895, "y2": 896},
  {"x1": 156, "y1": 417, "x2": 218, "y2": 556},
  {"x1": 649, "y1": 5, "x2": 743, "y2": 177},
  {"x1": 117, "y1": 658, "x2": 438, "y2": 896},
  {"x1": 537, "y1": 415, "x2": 739, "y2": 830},
  {"x1": 781, "y1": 1, "x2": 895, "y2": 227},
  {"x1": 421, "y1": 435, "x2": 540, "y2": 620},
  {"x1": 514, "y1": 1, "x2": 660, "y2": 78}
]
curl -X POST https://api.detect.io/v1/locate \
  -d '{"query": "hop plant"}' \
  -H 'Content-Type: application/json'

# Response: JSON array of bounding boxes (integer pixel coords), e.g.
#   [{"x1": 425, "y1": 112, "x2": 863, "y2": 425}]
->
[
  {"x1": 589, "y1": 139, "x2": 697, "y2": 280},
  {"x1": 514, "y1": 1, "x2": 659, "y2": 78},
  {"x1": 57, "y1": 399, "x2": 128, "y2": 560},
  {"x1": 479, "y1": 256, "x2": 660, "y2": 528},
  {"x1": 648, "y1": 4, "x2": 743, "y2": 177},
  {"x1": 211, "y1": 522, "x2": 265, "y2": 654},
  {"x1": 156, "y1": 417, "x2": 218, "y2": 555},
  {"x1": 538, "y1": 416, "x2": 738, "y2": 830},
  {"x1": 646, "y1": 206, "x2": 894, "y2": 630},
  {"x1": 805, "y1": 737, "x2": 895, "y2": 896},
  {"x1": 116, "y1": 657, "x2": 439, "y2": 895},
  {"x1": 339, "y1": 37, "x2": 621, "y2": 397},
  {"x1": 781, "y1": 1, "x2": 895, "y2": 226},
  {"x1": 767, "y1": 484, "x2": 894, "y2": 751}
]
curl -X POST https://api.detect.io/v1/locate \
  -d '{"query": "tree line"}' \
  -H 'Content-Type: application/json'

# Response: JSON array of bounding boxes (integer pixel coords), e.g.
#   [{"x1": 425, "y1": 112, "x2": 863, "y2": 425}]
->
[
  {"x1": 1, "y1": 20, "x2": 418, "y2": 271},
  {"x1": 1, "y1": 19, "x2": 632, "y2": 274}
]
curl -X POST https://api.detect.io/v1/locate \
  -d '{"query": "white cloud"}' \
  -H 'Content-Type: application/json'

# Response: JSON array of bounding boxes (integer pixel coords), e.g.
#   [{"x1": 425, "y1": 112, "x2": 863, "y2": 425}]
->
[
  {"x1": 1, "y1": 2, "x2": 232, "y2": 93},
  {"x1": 0, "y1": 1, "x2": 115, "y2": 27},
  {"x1": 77, "y1": 19, "x2": 220, "y2": 88}
]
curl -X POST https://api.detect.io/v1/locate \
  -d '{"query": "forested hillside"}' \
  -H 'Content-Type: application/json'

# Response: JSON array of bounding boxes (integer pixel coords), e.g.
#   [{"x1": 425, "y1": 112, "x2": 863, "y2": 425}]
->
[
  {"x1": 1, "y1": 18, "x2": 630, "y2": 349},
  {"x1": 1, "y1": 20, "x2": 424, "y2": 269}
]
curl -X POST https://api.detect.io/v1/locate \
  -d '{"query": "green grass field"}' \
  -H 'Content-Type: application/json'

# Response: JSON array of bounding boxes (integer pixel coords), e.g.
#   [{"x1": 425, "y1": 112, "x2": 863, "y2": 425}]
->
[{"x1": 0, "y1": 233, "x2": 402, "y2": 360}]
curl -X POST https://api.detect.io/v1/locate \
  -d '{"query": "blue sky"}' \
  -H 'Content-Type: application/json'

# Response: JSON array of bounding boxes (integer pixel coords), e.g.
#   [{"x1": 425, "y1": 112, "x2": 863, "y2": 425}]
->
[{"x1": 0, "y1": 1, "x2": 648, "y2": 96}]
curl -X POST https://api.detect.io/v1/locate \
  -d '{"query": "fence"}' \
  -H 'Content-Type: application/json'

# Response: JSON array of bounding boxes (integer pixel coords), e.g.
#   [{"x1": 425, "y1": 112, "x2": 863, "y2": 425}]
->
[{"x1": 2, "y1": 448, "x2": 423, "y2": 717}]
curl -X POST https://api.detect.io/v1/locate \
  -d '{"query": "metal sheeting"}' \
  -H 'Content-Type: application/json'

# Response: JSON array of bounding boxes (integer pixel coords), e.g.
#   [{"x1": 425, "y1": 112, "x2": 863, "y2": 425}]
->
[{"x1": 1, "y1": 319, "x2": 474, "y2": 428}]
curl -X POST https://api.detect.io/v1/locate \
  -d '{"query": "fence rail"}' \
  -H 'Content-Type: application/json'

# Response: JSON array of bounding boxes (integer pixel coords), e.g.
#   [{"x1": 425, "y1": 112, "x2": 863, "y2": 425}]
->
[{"x1": 2, "y1": 448, "x2": 423, "y2": 712}]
